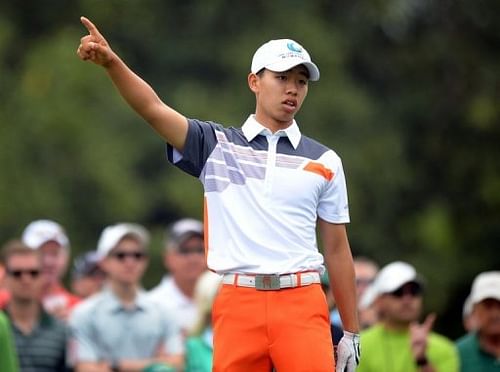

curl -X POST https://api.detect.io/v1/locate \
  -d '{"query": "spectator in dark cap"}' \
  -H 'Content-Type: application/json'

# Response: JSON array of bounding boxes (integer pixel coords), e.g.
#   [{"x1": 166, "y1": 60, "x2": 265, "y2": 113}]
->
[
  {"x1": 149, "y1": 218, "x2": 207, "y2": 335},
  {"x1": 320, "y1": 271, "x2": 344, "y2": 346},
  {"x1": 70, "y1": 251, "x2": 105, "y2": 299}
]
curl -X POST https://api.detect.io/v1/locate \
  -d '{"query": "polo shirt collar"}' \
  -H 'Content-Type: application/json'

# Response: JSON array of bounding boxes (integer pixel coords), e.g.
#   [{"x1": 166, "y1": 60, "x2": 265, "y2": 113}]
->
[
  {"x1": 242, "y1": 115, "x2": 302, "y2": 149},
  {"x1": 4, "y1": 306, "x2": 53, "y2": 334},
  {"x1": 102, "y1": 285, "x2": 146, "y2": 313}
]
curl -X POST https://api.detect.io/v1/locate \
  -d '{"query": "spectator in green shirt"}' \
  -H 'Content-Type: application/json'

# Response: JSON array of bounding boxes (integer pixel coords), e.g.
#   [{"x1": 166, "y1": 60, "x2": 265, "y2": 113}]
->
[
  {"x1": 185, "y1": 270, "x2": 222, "y2": 372},
  {"x1": 456, "y1": 271, "x2": 500, "y2": 372},
  {"x1": 0, "y1": 310, "x2": 18, "y2": 372},
  {"x1": 357, "y1": 261, "x2": 459, "y2": 372}
]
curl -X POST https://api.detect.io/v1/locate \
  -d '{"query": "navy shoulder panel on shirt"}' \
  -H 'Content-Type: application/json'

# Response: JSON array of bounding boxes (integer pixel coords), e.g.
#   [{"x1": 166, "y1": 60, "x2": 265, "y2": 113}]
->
[
  {"x1": 277, "y1": 133, "x2": 331, "y2": 160},
  {"x1": 168, "y1": 119, "x2": 270, "y2": 178}
]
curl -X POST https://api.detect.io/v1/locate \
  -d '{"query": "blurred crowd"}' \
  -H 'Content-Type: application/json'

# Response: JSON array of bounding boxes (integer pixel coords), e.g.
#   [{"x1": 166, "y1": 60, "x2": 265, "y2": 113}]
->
[{"x1": 0, "y1": 218, "x2": 498, "y2": 372}]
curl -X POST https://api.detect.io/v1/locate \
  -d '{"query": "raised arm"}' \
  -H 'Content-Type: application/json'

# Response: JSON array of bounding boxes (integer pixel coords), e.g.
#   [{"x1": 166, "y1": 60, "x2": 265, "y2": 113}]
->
[{"x1": 77, "y1": 16, "x2": 188, "y2": 150}]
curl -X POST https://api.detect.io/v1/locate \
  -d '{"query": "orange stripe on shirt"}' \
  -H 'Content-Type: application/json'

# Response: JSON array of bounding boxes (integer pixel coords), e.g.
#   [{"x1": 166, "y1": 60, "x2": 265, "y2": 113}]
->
[{"x1": 303, "y1": 162, "x2": 334, "y2": 181}]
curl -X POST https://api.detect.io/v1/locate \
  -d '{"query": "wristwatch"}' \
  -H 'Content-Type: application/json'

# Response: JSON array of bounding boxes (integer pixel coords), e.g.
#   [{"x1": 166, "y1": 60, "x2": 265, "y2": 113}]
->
[
  {"x1": 110, "y1": 360, "x2": 120, "y2": 372},
  {"x1": 416, "y1": 356, "x2": 429, "y2": 366}
]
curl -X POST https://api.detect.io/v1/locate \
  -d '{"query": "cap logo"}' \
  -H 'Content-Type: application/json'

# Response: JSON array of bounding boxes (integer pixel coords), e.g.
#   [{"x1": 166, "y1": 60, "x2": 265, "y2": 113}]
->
[{"x1": 287, "y1": 42, "x2": 302, "y2": 53}]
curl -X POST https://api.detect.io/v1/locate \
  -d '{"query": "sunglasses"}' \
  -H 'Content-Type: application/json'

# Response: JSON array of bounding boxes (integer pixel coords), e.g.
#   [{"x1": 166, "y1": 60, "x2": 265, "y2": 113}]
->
[
  {"x1": 177, "y1": 246, "x2": 204, "y2": 255},
  {"x1": 110, "y1": 251, "x2": 147, "y2": 261},
  {"x1": 7, "y1": 269, "x2": 41, "y2": 279},
  {"x1": 389, "y1": 283, "x2": 422, "y2": 298}
]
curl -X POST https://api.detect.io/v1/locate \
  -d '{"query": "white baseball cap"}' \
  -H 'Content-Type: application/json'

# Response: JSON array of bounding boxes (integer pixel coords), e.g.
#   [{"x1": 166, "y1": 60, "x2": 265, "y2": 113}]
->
[
  {"x1": 360, "y1": 261, "x2": 423, "y2": 309},
  {"x1": 251, "y1": 39, "x2": 320, "y2": 81},
  {"x1": 97, "y1": 223, "x2": 150, "y2": 258},
  {"x1": 22, "y1": 219, "x2": 69, "y2": 250},
  {"x1": 469, "y1": 271, "x2": 500, "y2": 306}
]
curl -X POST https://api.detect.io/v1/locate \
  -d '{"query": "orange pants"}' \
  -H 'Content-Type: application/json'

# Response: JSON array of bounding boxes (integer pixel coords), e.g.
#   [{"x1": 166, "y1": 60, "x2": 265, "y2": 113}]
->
[{"x1": 212, "y1": 283, "x2": 335, "y2": 372}]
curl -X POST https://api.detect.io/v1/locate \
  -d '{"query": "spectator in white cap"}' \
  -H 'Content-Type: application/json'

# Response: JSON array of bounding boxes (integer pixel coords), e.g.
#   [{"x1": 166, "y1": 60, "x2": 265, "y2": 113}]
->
[
  {"x1": 21, "y1": 219, "x2": 80, "y2": 321},
  {"x1": 456, "y1": 271, "x2": 500, "y2": 371},
  {"x1": 77, "y1": 16, "x2": 361, "y2": 370},
  {"x1": 148, "y1": 218, "x2": 206, "y2": 335},
  {"x1": 461, "y1": 295, "x2": 477, "y2": 333},
  {"x1": 68, "y1": 222, "x2": 184, "y2": 372},
  {"x1": 357, "y1": 261, "x2": 459, "y2": 372}
]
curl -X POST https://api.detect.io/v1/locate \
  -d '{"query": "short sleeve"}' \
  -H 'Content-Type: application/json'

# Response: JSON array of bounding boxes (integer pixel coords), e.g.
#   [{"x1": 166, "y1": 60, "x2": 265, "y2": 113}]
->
[
  {"x1": 161, "y1": 308, "x2": 185, "y2": 355},
  {"x1": 67, "y1": 304, "x2": 100, "y2": 364},
  {"x1": 317, "y1": 153, "x2": 350, "y2": 224},
  {"x1": 166, "y1": 119, "x2": 220, "y2": 178}
]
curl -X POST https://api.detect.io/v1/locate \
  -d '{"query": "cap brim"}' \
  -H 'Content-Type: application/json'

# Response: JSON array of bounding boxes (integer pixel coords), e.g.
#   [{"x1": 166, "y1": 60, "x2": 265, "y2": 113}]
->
[
  {"x1": 360, "y1": 277, "x2": 423, "y2": 309},
  {"x1": 265, "y1": 59, "x2": 320, "y2": 81},
  {"x1": 471, "y1": 290, "x2": 500, "y2": 305},
  {"x1": 171, "y1": 231, "x2": 203, "y2": 246},
  {"x1": 359, "y1": 285, "x2": 378, "y2": 309}
]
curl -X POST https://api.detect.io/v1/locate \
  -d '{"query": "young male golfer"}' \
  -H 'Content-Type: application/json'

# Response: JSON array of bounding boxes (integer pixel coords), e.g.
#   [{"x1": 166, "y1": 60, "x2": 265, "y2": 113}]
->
[{"x1": 77, "y1": 16, "x2": 360, "y2": 372}]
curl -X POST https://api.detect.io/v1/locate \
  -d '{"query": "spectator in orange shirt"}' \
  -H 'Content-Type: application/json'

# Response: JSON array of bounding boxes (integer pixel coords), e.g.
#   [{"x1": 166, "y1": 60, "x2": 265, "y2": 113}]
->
[
  {"x1": 22, "y1": 219, "x2": 80, "y2": 321},
  {"x1": 0, "y1": 260, "x2": 10, "y2": 308}
]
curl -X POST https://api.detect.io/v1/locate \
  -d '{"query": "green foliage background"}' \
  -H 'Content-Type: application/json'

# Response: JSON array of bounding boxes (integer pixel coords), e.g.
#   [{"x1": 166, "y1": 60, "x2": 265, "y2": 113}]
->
[{"x1": 0, "y1": 0, "x2": 499, "y2": 338}]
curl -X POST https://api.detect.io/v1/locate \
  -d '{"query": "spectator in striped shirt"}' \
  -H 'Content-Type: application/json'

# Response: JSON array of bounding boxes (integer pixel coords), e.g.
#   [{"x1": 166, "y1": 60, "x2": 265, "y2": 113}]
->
[{"x1": 1, "y1": 240, "x2": 67, "y2": 371}]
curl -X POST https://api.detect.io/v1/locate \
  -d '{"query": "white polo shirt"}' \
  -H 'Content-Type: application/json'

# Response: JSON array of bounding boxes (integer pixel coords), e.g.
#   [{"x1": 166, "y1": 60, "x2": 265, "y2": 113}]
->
[
  {"x1": 148, "y1": 276, "x2": 197, "y2": 333},
  {"x1": 167, "y1": 115, "x2": 349, "y2": 275}
]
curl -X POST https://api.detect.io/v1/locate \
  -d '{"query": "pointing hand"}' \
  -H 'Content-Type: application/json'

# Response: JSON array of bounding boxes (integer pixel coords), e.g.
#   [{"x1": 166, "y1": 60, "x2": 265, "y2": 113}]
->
[{"x1": 77, "y1": 16, "x2": 115, "y2": 67}]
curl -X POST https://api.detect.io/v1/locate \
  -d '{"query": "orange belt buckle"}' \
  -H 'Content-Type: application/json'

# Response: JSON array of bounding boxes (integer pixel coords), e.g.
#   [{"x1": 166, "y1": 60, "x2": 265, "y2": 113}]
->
[{"x1": 255, "y1": 274, "x2": 280, "y2": 290}]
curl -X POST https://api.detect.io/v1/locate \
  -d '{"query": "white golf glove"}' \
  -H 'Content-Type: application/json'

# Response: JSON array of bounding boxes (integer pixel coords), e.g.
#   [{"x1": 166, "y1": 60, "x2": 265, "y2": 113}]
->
[{"x1": 335, "y1": 330, "x2": 361, "y2": 372}]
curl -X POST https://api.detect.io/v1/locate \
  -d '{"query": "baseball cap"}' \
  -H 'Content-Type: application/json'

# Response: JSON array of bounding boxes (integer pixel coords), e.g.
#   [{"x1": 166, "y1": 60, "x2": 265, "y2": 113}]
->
[
  {"x1": 166, "y1": 218, "x2": 204, "y2": 249},
  {"x1": 469, "y1": 271, "x2": 500, "y2": 306},
  {"x1": 22, "y1": 219, "x2": 69, "y2": 250},
  {"x1": 97, "y1": 223, "x2": 150, "y2": 258},
  {"x1": 71, "y1": 251, "x2": 102, "y2": 279},
  {"x1": 360, "y1": 261, "x2": 423, "y2": 309},
  {"x1": 251, "y1": 39, "x2": 320, "y2": 81}
]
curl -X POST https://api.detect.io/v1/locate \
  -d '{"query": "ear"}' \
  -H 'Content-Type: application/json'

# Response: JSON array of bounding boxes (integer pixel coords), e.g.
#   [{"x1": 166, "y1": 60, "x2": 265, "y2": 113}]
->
[
  {"x1": 100, "y1": 258, "x2": 111, "y2": 274},
  {"x1": 164, "y1": 250, "x2": 174, "y2": 270},
  {"x1": 248, "y1": 72, "x2": 259, "y2": 93}
]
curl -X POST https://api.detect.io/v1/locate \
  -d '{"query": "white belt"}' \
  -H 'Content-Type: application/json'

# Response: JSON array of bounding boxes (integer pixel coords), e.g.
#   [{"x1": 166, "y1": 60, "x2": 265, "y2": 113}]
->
[{"x1": 222, "y1": 272, "x2": 321, "y2": 290}]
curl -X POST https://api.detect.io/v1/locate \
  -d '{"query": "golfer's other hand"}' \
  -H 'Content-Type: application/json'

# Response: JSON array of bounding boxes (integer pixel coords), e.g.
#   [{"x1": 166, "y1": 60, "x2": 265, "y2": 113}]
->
[{"x1": 335, "y1": 331, "x2": 360, "y2": 372}]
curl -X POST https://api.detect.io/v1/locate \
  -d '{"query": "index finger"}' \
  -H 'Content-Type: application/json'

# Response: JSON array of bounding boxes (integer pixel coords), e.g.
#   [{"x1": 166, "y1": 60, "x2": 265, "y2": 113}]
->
[
  {"x1": 80, "y1": 16, "x2": 103, "y2": 38},
  {"x1": 422, "y1": 313, "x2": 436, "y2": 332}
]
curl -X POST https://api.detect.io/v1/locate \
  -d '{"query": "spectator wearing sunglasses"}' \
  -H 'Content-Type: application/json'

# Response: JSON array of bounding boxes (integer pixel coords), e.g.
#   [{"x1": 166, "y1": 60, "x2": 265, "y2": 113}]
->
[
  {"x1": 356, "y1": 261, "x2": 459, "y2": 372},
  {"x1": 68, "y1": 223, "x2": 184, "y2": 372},
  {"x1": 1, "y1": 239, "x2": 68, "y2": 371},
  {"x1": 149, "y1": 218, "x2": 206, "y2": 335}
]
